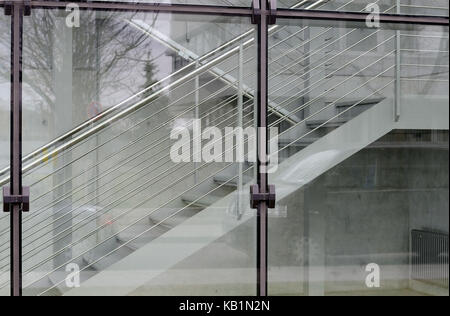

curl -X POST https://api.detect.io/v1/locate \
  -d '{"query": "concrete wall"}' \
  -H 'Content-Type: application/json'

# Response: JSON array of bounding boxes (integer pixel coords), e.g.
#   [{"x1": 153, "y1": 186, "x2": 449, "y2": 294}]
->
[{"x1": 270, "y1": 133, "x2": 449, "y2": 295}]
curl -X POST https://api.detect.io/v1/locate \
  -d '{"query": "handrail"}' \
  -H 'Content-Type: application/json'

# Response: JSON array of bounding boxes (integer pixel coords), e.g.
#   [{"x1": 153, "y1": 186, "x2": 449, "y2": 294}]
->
[
  {"x1": 0, "y1": 0, "x2": 324, "y2": 187},
  {"x1": 0, "y1": 47, "x2": 239, "y2": 187}
]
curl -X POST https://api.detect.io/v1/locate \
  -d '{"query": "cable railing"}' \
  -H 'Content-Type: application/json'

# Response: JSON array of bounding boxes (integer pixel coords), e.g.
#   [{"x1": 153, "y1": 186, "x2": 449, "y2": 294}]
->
[
  {"x1": 0, "y1": 0, "x2": 355, "y2": 188},
  {"x1": 292, "y1": 0, "x2": 449, "y2": 17},
  {"x1": 26, "y1": 47, "x2": 399, "y2": 295},
  {"x1": 1, "y1": 0, "x2": 447, "y2": 294},
  {"x1": 0, "y1": 0, "x2": 400, "y2": 288},
  {"x1": 0, "y1": 0, "x2": 364, "y2": 244},
  {"x1": 5, "y1": 35, "x2": 400, "y2": 292},
  {"x1": 0, "y1": 0, "x2": 328, "y2": 186},
  {"x1": 0, "y1": 3, "x2": 315, "y2": 243},
  {"x1": 0, "y1": 8, "x2": 388, "y2": 262}
]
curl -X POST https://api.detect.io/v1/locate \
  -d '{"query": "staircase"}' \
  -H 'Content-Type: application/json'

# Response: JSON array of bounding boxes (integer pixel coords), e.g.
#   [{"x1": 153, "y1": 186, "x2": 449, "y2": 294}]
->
[
  {"x1": 64, "y1": 96, "x2": 449, "y2": 296},
  {"x1": 0, "y1": 0, "x2": 447, "y2": 296}
]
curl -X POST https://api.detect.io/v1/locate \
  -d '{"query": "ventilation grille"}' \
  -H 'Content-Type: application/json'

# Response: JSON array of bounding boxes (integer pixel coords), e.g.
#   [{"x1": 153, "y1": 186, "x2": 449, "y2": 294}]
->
[{"x1": 411, "y1": 230, "x2": 449, "y2": 288}]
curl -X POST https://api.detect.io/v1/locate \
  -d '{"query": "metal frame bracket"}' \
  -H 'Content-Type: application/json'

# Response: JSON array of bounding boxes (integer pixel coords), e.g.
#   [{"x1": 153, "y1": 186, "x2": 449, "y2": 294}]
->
[
  {"x1": 250, "y1": 184, "x2": 276, "y2": 209},
  {"x1": 3, "y1": 186, "x2": 30, "y2": 212},
  {"x1": 252, "y1": 0, "x2": 277, "y2": 25},
  {"x1": 251, "y1": 0, "x2": 261, "y2": 24},
  {"x1": 4, "y1": 1, "x2": 31, "y2": 16},
  {"x1": 4, "y1": 1, "x2": 12, "y2": 15},
  {"x1": 268, "y1": 0, "x2": 277, "y2": 25},
  {"x1": 24, "y1": 0, "x2": 31, "y2": 16}
]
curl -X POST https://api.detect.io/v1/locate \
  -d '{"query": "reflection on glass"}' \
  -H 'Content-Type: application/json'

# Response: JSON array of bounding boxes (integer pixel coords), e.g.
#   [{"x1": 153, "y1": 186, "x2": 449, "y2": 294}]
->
[
  {"x1": 94, "y1": 0, "x2": 250, "y2": 6},
  {"x1": 0, "y1": 8, "x2": 258, "y2": 296},
  {"x1": 268, "y1": 19, "x2": 449, "y2": 296},
  {"x1": 279, "y1": 0, "x2": 449, "y2": 17},
  {"x1": 0, "y1": 13, "x2": 10, "y2": 296}
]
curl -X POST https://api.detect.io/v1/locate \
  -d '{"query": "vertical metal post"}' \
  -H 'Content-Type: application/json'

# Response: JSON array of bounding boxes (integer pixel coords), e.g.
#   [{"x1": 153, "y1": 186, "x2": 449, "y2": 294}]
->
[
  {"x1": 237, "y1": 43, "x2": 243, "y2": 219},
  {"x1": 194, "y1": 60, "x2": 199, "y2": 184},
  {"x1": 9, "y1": 0, "x2": 25, "y2": 297},
  {"x1": 394, "y1": 0, "x2": 401, "y2": 122},
  {"x1": 256, "y1": 0, "x2": 269, "y2": 296}
]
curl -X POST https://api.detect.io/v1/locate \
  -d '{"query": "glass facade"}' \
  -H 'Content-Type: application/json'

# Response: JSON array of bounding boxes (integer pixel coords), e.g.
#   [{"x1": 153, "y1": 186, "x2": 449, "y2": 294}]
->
[{"x1": 0, "y1": 0, "x2": 448, "y2": 296}]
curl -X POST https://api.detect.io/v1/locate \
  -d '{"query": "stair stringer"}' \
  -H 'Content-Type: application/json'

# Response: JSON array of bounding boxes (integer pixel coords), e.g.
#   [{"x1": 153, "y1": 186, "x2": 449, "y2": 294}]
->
[{"x1": 65, "y1": 96, "x2": 448, "y2": 296}]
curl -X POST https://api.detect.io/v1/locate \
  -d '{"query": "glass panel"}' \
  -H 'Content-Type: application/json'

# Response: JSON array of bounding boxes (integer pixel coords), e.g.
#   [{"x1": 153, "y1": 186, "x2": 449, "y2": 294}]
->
[
  {"x1": 279, "y1": 0, "x2": 450, "y2": 17},
  {"x1": 0, "y1": 12, "x2": 10, "y2": 296},
  {"x1": 268, "y1": 19, "x2": 449, "y2": 296},
  {"x1": 96, "y1": 0, "x2": 251, "y2": 7},
  {"x1": 14, "y1": 8, "x2": 256, "y2": 296}
]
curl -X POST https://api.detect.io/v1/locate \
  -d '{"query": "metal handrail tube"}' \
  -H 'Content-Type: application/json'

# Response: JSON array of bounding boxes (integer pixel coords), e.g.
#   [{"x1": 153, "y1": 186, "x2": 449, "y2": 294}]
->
[
  {"x1": 401, "y1": 78, "x2": 449, "y2": 82},
  {"x1": 401, "y1": 34, "x2": 449, "y2": 39},
  {"x1": 400, "y1": 4, "x2": 449, "y2": 11}
]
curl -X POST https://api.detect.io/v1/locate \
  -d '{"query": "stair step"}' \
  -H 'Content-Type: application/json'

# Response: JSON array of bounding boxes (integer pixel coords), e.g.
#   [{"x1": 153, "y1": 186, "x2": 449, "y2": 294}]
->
[
  {"x1": 333, "y1": 97, "x2": 384, "y2": 108},
  {"x1": 83, "y1": 241, "x2": 133, "y2": 271},
  {"x1": 278, "y1": 137, "x2": 318, "y2": 147},
  {"x1": 116, "y1": 224, "x2": 169, "y2": 251},
  {"x1": 213, "y1": 174, "x2": 253, "y2": 187},
  {"x1": 306, "y1": 118, "x2": 348, "y2": 129},
  {"x1": 181, "y1": 193, "x2": 220, "y2": 208},
  {"x1": 149, "y1": 210, "x2": 197, "y2": 230}
]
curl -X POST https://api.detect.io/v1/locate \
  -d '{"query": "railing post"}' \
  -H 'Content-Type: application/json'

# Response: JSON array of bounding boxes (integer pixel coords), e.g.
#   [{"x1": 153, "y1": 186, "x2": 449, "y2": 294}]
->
[
  {"x1": 251, "y1": 0, "x2": 277, "y2": 297},
  {"x1": 3, "y1": 0, "x2": 30, "y2": 297},
  {"x1": 237, "y1": 43, "x2": 244, "y2": 219},
  {"x1": 395, "y1": 0, "x2": 401, "y2": 122},
  {"x1": 194, "y1": 60, "x2": 199, "y2": 184}
]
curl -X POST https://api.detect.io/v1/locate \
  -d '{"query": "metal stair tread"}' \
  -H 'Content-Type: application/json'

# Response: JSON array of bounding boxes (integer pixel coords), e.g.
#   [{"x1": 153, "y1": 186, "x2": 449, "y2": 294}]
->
[
  {"x1": 306, "y1": 118, "x2": 348, "y2": 128},
  {"x1": 149, "y1": 211, "x2": 198, "y2": 230},
  {"x1": 181, "y1": 193, "x2": 221, "y2": 208},
  {"x1": 333, "y1": 97, "x2": 384, "y2": 108},
  {"x1": 82, "y1": 242, "x2": 133, "y2": 271},
  {"x1": 278, "y1": 137, "x2": 318, "y2": 146},
  {"x1": 117, "y1": 224, "x2": 169, "y2": 251},
  {"x1": 213, "y1": 174, "x2": 253, "y2": 186}
]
